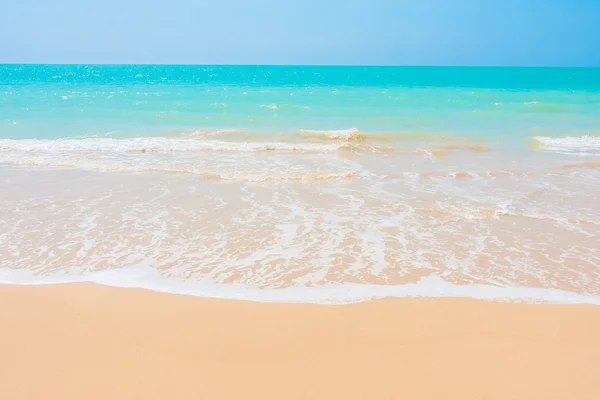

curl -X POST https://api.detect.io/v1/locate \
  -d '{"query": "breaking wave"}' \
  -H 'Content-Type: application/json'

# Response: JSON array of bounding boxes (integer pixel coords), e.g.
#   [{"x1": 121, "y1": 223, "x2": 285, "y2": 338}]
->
[
  {"x1": 0, "y1": 137, "x2": 344, "y2": 154},
  {"x1": 298, "y1": 128, "x2": 369, "y2": 141},
  {"x1": 533, "y1": 135, "x2": 600, "y2": 154},
  {"x1": 2, "y1": 267, "x2": 600, "y2": 305},
  {"x1": 0, "y1": 137, "x2": 367, "y2": 182}
]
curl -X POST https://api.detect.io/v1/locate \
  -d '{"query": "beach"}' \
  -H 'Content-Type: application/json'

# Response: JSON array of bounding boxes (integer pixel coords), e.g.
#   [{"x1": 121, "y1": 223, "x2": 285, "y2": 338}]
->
[
  {"x1": 2, "y1": 283, "x2": 600, "y2": 400},
  {"x1": 2, "y1": 65, "x2": 600, "y2": 399}
]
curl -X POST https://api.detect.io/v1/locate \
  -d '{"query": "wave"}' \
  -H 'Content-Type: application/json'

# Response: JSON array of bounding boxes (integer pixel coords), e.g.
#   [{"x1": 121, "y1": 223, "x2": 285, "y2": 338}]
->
[
  {"x1": 0, "y1": 154, "x2": 360, "y2": 183},
  {"x1": 187, "y1": 128, "x2": 445, "y2": 143},
  {"x1": 0, "y1": 137, "x2": 364, "y2": 181},
  {"x1": 298, "y1": 128, "x2": 368, "y2": 141},
  {"x1": 2, "y1": 267, "x2": 599, "y2": 305},
  {"x1": 184, "y1": 128, "x2": 370, "y2": 142},
  {"x1": 68, "y1": 128, "x2": 449, "y2": 146},
  {"x1": 297, "y1": 129, "x2": 448, "y2": 142},
  {"x1": 531, "y1": 129, "x2": 600, "y2": 138},
  {"x1": 186, "y1": 128, "x2": 243, "y2": 138},
  {"x1": 533, "y1": 135, "x2": 600, "y2": 153},
  {"x1": 0, "y1": 137, "x2": 344, "y2": 154}
]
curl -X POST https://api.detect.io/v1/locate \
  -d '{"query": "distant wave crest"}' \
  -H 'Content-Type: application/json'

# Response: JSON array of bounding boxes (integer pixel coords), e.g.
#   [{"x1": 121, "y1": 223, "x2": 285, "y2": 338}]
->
[
  {"x1": 533, "y1": 135, "x2": 600, "y2": 154},
  {"x1": 0, "y1": 137, "x2": 343, "y2": 154},
  {"x1": 0, "y1": 137, "x2": 366, "y2": 182},
  {"x1": 298, "y1": 128, "x2": 368, "y2": 141}
]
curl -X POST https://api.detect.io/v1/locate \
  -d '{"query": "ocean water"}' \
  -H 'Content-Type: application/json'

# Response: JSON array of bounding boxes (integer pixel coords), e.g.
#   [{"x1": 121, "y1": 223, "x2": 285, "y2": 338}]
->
[{"x1": 1, "y1": 65, "x2": 600, "y2": 303}]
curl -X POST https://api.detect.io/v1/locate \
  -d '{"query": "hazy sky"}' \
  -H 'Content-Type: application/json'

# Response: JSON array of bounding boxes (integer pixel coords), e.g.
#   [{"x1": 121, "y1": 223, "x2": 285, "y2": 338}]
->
[{"x1": 2, "y1": 0, "x2": 599, "y2": 65}]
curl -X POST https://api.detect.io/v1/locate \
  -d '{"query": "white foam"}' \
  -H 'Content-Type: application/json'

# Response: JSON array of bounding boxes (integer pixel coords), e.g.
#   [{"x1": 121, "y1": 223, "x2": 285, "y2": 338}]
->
[
  {"x1": 0, "y1": 138, "x2": 343, "y2": 154},
  {"x1": 1, "y1": 267, "x2": 599, "y2": 305},
  {"x1": 0, "y1": 145, "x2": 361, "y2": 181},
  {"x1": 187, "y1": 128, "x2": 241, "y2": 138},
  {"x1": 299, "y1": 128, "x2": 363, "y2": 140},
  {"x1": 534, "y1": 135, "x2": 600, "y2": 152}
]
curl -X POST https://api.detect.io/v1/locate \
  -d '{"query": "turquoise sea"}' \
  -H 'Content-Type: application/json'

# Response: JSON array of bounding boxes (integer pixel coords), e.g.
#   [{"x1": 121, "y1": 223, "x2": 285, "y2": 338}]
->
[
  {"x1": 1, "y1": 65, "x2": 600, "y2": 303},
  {"x1": 2, "y1": 65, "x2": 600, "y2": 143}
]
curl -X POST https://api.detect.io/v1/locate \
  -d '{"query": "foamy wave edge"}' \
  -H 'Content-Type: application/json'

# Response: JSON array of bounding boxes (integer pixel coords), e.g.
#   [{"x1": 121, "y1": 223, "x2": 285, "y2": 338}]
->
[
  {"x1": 534, "y1": 135, "x2": 600, "y2": 151},
  {"x1": 1, "y1": 267, "x2": 599, "y2": 305},
  {"x1": 298, "y1": 128, "x2": 366, "y2": 141},
  {"x1": 189, "y1": 128, "x2": 368, "y2": 141},
  {"x1": 0, "y1": 138, "x2": 343, "y2": 153}
]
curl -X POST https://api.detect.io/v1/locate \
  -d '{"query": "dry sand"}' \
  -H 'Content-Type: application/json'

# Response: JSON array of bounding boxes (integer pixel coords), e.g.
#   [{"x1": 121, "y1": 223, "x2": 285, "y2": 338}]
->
[{"x1": 1, "y1": 283, "x2": 600, "y2": 400}]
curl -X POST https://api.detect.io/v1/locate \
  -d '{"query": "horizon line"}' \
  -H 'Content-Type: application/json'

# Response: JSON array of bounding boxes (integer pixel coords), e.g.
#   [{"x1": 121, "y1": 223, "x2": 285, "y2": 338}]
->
[{"x1": 1, "y1": 62, "x2": 599, "y2": 68}]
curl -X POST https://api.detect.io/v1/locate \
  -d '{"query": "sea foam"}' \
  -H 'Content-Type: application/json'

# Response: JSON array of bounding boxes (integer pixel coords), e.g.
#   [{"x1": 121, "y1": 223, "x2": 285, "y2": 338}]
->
[
  {"x1": 0, "y1": 138, "x2": 343, "y2": 154},
  {"x1": 1, "y1": 267, "x2": 600, "y2": 305},
  {"x1": 534, "y1": 135, "x2": 600, "y2": 153},
  {"x1": 299, "y1": 128, "x2": 366, "y2": 141}
]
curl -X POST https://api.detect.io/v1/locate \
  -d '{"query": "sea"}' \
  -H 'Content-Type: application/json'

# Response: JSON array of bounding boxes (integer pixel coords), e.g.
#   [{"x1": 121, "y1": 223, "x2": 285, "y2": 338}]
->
[{"x1": 1, "y1": 64, "x2": 600, "y2": 303}]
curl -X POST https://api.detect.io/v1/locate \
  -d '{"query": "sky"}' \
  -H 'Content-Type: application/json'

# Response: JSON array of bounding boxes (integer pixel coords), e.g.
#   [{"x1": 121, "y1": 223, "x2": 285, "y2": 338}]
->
[{"x1": 1, "y1": 0, "x2": 599, "y2": 66}]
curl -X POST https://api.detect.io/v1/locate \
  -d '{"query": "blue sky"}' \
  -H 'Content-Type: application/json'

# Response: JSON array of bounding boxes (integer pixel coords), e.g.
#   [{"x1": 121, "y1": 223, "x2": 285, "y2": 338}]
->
[{"x1": 1, "y1": 0, "x2": 599, "y2": 65}]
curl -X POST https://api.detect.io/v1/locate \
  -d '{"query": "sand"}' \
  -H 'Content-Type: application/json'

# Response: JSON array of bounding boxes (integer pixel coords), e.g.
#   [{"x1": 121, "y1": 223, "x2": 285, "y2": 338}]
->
[{"x1": 1, "y1": 284, "x2": 600, "y2": 400}]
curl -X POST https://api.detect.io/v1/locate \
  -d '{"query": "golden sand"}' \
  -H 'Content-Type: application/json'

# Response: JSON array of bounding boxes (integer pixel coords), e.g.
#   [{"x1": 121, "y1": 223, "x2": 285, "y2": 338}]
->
[{"x1": 1, "y1": 283, "x2": 600, "y2": 400}]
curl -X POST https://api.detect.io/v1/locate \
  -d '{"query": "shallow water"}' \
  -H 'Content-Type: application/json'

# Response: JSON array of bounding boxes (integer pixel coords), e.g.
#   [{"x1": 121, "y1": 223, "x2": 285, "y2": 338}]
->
[{"x1": 1, "y1": 65, "x2": 599, "y2": 303}]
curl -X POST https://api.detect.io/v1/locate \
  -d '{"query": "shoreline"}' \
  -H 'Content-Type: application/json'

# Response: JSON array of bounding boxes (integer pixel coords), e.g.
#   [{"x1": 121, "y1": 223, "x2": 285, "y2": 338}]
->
[
  {"x1": 3, "y1": 268, "x2": 600, "y2": 305},
  {"x1": 2, "y1": 283, "x2": 600, "y2": 399}
]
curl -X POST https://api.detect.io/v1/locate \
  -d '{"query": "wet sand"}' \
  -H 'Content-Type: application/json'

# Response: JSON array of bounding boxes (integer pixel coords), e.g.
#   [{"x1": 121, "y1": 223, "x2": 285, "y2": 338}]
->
[{"x1": 1, "y1": 283, "x2": 600, "y2": 400}]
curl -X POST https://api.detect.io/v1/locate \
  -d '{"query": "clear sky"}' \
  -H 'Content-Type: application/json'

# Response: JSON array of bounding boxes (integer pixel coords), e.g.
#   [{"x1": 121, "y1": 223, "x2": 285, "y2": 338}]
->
[{"x1": 2, "y1": 0, "x2": 599, "y2": 66}]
